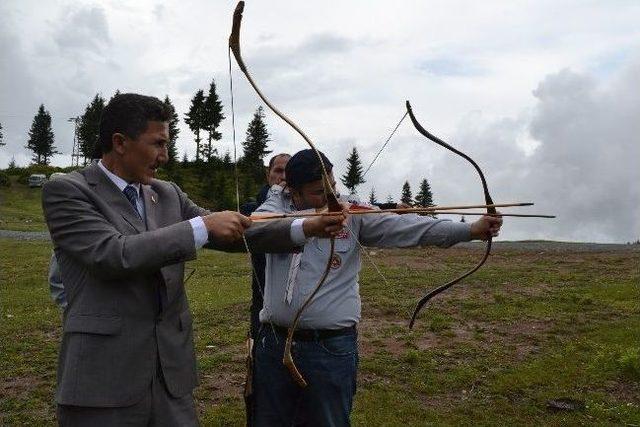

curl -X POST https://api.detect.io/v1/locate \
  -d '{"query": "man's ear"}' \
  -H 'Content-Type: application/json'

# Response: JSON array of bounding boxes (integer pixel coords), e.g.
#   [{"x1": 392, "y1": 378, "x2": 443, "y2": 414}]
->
[{"x1": 111, "y1": 133, "x2": 127, "y2": 155}]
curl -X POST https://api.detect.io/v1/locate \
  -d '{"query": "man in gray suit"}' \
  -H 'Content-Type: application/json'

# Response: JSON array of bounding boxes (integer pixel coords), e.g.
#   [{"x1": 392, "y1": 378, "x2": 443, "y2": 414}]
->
[{"x1": 42, "y1": 93, "x2": 345, "y2": 426}]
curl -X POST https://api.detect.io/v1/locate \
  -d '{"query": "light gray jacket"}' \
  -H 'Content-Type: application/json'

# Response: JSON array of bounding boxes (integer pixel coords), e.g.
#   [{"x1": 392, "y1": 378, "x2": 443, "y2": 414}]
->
[{"x1": 257, "y1": 188, "x2": 472, "y2": 329}]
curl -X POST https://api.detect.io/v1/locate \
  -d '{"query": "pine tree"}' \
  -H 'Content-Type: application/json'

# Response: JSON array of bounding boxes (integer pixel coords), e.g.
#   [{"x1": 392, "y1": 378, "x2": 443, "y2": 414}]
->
[
  {"x1": 181, "y1": 151, "x2": 189, "y2": 166},
  {"x1": 78, "y1": 94, "x2": 105, "y2": 163},
  {"x1": 415, "y1": 178, "x2": 436, "y2": 217},
  {"x1": 242, "y1": 106, "x2": 272, "y2": 167},
  {"x1": 109, "y1": 89, "x2": 121, "y2": 102},
  {"x1": 386, "y1": 194, "x2": 394, "y2": 204},
  {"x1": 25, "y1": 104, "x2": 58, "y2": 165},
  {"x1": 184, "y1": 90, "x2": 206, "y2": 162},
  {"x1": 8, "y1": 156, "x2": 17, "y2": 170},
  {"x1": 400, "y1": 181, "x2": 413, "y2": 205},
  {"x1": 222, "y1": 150, "x2": 232, "y2": 165},
  {"x1": 369, "y1": 187, "x2": 377, "y2": 205},
  {"x1": 202, "y1": 79, "x2": 225, "y2": 161},
  {"x1": 341, "y1": 147, "x2": 365, "y2": 193},
  {"x1": 414, "y1": 178, "x2": 434, "y2": 207},
  {"x1": 163, "y1": 95, "x2": 180, "y2": 167},
  {"x1": 0, "y1": 121, "x2": 4, "y2": 147}
]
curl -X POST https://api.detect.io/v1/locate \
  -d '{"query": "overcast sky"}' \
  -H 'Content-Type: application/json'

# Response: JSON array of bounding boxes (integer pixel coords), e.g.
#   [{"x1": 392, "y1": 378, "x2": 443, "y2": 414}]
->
[{"x1": 1, "y1": 1, "x2": 638, "y2": 243}]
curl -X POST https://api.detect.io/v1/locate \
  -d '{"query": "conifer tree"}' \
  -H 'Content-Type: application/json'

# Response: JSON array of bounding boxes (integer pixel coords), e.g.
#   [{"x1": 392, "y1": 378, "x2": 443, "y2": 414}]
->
[
  {"x1": 202, "y1": 79, "x2": 225, "y2": 161},
  {"x1": 8, "y1": 156, "x2": 17, "y2": 170},
  {"x1": 242, "y1": 106, "x2": 272, "y2": 168},
  {"x1": 341, "y1": 147, "x2": 365, "y2": 193},
  {"x1": 0, "y1": 121, "x2": 4, "y2": 147},
  {"x1": 109, "y1": 89, "x2": 121, "y2": 102},
  {"x1": 415, "y1": 178, "x2": 436, "y2": 217},
  {"x1": 400, "y1": 181, "x2": 413, "y2": 205},
  {"x1": 78, "y1": 94, "x2": 105, "y2": 163},
  {"x1": 222, "y1": 150, "x2": 232, "y2": 165},
  {"x1": 368, "y1": 187, "x2": 377, "y2": 205},
  {"x1": 414, "y1": 178, "x2": 435, "y2": 207},
  {"x1": 181, "y1": 151, "x2": 189, "y2": 166},
  {"x1": 184, "y1": 90, "x2": 206, "y2": 162},
  {"x1": 163, "y1": 95, "x2": 180, "y2": 166},
  {"x1": 386, "y1": 194, "x2": 394, "y2": 204},
  {"x1": 25, "y1": 104, "x2": 57, "y2": 165}
]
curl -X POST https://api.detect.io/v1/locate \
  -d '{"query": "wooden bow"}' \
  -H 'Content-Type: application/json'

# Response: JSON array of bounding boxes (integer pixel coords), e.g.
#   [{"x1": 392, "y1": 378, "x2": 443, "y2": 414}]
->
[
  {"x1": 229, "y1": 1, "x2": 341, "y2": 387},
  {"x1": 405, "y1": 101, "x2": 496, "y2": 328}
]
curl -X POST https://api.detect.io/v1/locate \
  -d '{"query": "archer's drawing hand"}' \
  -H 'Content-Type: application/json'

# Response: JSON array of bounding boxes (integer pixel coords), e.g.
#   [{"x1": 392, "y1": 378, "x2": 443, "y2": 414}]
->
[
  {"x1": 302, "y1": 206, "x2": 349, "y2": 238},
  {"x1": 470, "y1": 213, "x2": 503, "y2": 241},
  {"x1": 202, "y1": 211, "x2": 252, "y2": 243}
]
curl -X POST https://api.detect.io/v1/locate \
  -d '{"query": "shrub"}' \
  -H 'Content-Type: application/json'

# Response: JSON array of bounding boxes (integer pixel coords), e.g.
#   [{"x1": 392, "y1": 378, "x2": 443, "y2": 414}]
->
[{"x1": 0, "y1": 171, "x2": 10, "y2": 187}]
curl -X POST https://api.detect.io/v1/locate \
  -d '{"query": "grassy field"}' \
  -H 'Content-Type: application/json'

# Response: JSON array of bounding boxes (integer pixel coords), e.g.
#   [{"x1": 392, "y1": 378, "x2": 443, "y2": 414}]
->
[
  {"x1": 0, "y1": 183, "x2": 48, "y2": 232},
  {"x1": 1, "y1": 237, "x2": 638, "y2": 426}
]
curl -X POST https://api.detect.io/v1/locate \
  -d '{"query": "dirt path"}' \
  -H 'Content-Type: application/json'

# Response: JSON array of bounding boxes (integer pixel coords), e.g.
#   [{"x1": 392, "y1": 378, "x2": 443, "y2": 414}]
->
[{"x1": 0, "y1": 229, "x2": 50, "y2": 240}]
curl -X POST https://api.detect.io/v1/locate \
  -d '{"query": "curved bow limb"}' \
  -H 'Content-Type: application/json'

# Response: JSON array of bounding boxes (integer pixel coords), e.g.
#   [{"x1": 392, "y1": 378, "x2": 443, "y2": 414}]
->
[
  {"x1": 405, "y1": 101, "x2": 496, "y2": 329},
  {"x1": 229, "y1": 1, "x2": 340, "y2": 387},
  {"x1": 230, "y1": 2, "x2": 339, "y2": 209}
]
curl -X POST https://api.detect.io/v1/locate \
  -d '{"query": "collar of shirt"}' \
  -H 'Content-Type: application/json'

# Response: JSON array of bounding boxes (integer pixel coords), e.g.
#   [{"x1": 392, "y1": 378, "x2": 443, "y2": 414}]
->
[{"x1": 97, "y1": 160, "x2": 141, "y2": 197}]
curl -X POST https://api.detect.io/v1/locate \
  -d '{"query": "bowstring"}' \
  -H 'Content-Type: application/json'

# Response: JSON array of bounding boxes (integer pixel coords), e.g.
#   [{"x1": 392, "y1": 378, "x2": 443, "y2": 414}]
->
[
  {"x1": 362, "y1": 110, "x2": 408, "y2": 178},
  {"x1": 344, "y1": 213, "x2": 412, "y2": 319},
  {"x1": 228, "y1": 47, "x2": 279, "y2": 343},
  {"x1": 354, "y1": 111, "x2": 409, "y2": 316},
  {"x1": 343, "y1": 221, "x2": 389, "y2": 287}
]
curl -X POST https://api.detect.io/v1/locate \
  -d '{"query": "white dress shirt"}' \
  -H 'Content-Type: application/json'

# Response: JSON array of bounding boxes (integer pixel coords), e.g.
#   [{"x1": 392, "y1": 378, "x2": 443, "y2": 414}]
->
[{"x1": 97, "y1": 160, "x2": 208, "y2": 248}]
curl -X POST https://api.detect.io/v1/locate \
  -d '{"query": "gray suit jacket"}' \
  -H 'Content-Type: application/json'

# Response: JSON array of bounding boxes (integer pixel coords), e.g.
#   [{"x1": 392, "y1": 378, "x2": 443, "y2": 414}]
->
[{"x1": 42, "y1": 163, "x2": 295, "y2": 407}]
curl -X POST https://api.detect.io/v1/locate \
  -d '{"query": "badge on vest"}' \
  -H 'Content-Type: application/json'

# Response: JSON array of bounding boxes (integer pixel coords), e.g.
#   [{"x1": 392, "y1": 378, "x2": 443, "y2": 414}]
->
[{"x1": 330, "y1": 254, "x2": 342, "y2": 269}]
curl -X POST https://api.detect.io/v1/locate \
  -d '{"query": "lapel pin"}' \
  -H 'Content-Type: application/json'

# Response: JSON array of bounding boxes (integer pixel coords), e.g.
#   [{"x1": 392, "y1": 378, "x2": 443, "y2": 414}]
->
[{"x1": 151, "y1": 195, "x2": 157, "y2": 204}]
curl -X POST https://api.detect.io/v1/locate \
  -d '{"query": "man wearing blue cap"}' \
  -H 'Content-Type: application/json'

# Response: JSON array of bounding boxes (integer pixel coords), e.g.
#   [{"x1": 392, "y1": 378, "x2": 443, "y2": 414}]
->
[{"x1": 251, "y1": 149, "x2": 503, "y2": 426}]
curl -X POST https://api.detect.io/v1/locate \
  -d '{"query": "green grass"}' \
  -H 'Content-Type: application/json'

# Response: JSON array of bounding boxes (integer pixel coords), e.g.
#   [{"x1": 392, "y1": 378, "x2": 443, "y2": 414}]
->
[
  {"x1": 0, "y1": 183, "x2": 48, "y2": 232},
  {"x1": 1, "y1": 240, "x2": 639, "y2": 426}
]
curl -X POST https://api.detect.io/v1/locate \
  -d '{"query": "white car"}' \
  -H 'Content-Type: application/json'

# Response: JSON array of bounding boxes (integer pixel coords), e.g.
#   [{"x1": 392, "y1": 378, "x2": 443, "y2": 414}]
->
[{"x1": 28, "y1": 174, "x2": 47, "y2": 188}]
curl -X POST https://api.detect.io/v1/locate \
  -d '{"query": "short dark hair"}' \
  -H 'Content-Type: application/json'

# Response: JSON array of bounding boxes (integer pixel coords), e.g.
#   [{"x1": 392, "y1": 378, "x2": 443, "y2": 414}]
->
[
  {"x1": 267, "y1": 153, "x2": 291, "y2": 170},
  {"x1": 99, "y1": 93, "x2": 171, "y2": 154},
  {"x1": 285, "y1": 149, "x2": 333, "y2": 189}
]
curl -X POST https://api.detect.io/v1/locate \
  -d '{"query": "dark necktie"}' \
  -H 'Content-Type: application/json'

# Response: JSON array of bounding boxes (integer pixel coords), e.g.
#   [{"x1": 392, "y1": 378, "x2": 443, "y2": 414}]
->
[
  {"x1": 123, "y1": 185, "x2": 160, "y2": 311},
  {"x1": 123, "y1": 185, "x2": 140, "y2": 217}
]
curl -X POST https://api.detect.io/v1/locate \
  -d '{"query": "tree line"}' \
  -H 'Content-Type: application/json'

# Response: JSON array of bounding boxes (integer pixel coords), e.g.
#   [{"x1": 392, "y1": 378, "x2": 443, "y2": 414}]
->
[
  {"x1": 0, "y1": 78, "x2": 271, "y2": 170},
  {"x1": 1, "y1": 81, "x2": 441, "y2": 213},
  {"x1": 340, "y1": 146, "x2": 436, "y2": 210}
]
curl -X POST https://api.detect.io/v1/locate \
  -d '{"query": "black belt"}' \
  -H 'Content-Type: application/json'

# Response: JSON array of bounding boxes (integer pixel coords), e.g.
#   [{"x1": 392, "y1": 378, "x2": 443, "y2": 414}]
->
[{"x1": 269, "y1": 324, "x2": 356, "y2": 341}]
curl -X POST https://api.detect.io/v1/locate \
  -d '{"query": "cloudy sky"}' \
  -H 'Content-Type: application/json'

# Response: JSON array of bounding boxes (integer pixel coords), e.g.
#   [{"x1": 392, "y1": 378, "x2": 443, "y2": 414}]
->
[{"x1": 1, "y1": 1, "x2": 638, "y2": 243}]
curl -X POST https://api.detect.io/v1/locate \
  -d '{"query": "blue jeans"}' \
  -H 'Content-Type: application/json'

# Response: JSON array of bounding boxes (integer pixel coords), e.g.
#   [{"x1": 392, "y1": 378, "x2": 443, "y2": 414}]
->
[{"x1": 253, "y1": 325, "x2": 358, "y2": 427}]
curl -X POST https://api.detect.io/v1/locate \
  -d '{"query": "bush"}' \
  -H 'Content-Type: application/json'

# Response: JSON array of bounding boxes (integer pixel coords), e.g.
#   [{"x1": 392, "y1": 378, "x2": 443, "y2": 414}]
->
[
  {"x1": 8, "y1": 164, "x2": 69, "y2": 184},
  {"x1": 0, "y1": 171, "x2": 10, "y2": 187},
  {"x1": 16, "y1": 169, "x2": 31, "y2": 185}
]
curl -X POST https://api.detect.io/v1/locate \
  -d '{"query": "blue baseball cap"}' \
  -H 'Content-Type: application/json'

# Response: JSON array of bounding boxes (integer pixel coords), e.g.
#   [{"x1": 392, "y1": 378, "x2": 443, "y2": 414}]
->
[{"x1": 285, "y1": 149, "x2": 333, "y2": 189}]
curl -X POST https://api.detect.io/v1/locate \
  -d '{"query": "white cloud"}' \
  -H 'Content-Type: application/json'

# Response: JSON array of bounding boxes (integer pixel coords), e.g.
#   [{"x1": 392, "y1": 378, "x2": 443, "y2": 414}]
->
[{"x1": 0, "y1": 1, "x2": 638, "y2": 242}]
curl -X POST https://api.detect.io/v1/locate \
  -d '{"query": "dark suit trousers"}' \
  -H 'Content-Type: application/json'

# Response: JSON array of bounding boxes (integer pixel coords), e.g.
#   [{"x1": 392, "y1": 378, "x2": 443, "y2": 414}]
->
[{"x1": 56, "y1": 366, "x2": 198, "y2": 426}]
